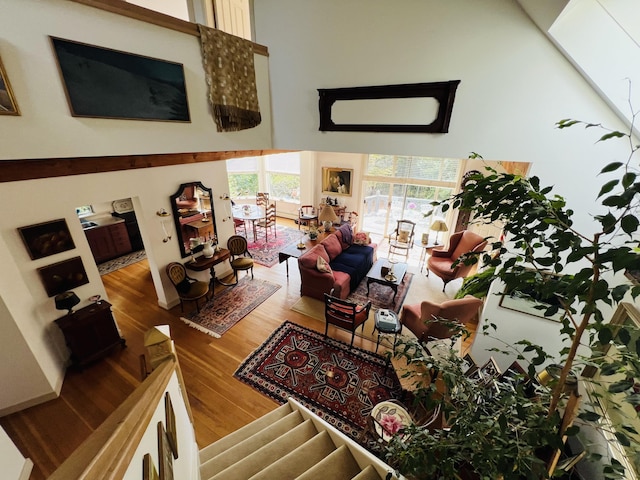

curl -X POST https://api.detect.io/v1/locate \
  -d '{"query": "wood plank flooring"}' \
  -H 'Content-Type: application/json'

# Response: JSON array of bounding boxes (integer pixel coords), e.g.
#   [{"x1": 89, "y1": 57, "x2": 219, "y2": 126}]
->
[{"x1": 0, "y1": 220, "x2": 475, "y2": 479}]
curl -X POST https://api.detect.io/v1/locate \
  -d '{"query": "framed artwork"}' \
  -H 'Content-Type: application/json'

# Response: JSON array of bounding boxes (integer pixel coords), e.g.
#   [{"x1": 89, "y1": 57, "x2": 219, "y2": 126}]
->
[
  {"x1": 321, "y1": 167, "x2": 353, "y2": 196},
  {"x1": 318, "y1": 81, "x2": 460, "y2": 133},
  {"x1": 0, "y1": 55, "x2": 19, "y2": 115},
  {"x1": 157, "y1": 422, "x2": 174, "y2": 480},
  {"x1": 499, "y1": 290, "x2": 565, "y2": 322},
  {"x1": 50, "y1": 37, "x2": 190, "y2": 122},
  {"x1": 143, "y1": 453, "x2": 159, "y2": 480},
  {"x1": 164, "y1": 392, "x2": 178, "y2": 459},
  {"x1": 37, "y1": 256, "x2": 88, "y2": 297},
  {"x1": 18, "y1": 219, "x2": 75, "y2": 260}
]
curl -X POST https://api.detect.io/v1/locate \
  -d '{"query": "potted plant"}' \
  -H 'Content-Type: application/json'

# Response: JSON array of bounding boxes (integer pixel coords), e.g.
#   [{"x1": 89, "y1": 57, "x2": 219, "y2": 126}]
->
[{"x1": 384, "y1": 112, "x2": 640, "y2": 479}]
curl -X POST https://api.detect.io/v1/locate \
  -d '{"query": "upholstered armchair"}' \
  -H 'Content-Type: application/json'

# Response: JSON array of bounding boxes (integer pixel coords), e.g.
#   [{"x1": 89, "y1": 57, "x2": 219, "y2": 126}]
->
[
  {"x1": 400, "y1": 296, "x2": 484, "y2": 346},
  {"x1": 427, "y1": 230, "x2": 487, "y2": 292}
]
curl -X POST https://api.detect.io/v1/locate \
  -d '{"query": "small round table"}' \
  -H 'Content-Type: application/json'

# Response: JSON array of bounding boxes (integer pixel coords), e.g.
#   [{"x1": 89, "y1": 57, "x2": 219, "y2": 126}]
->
[{"x1": 374, "y1": 309, "x2": 402, "y2": 353}]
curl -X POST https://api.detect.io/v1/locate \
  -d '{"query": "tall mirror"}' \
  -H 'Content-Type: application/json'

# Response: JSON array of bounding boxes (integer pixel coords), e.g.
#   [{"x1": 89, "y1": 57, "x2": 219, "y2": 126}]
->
[{"x1": 170, "y1": 182, "x2": 217, "y2": 258}]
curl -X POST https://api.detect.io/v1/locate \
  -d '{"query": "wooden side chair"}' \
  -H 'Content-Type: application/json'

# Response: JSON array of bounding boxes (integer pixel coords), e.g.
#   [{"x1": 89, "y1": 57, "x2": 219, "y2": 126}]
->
[
  {"x1": 256, "y1": 192, "x2": 270, "y2": 207},
  {"x1": 298, "y1": 205, "x2": 318, "y2": 230},
  {"x1": 324, "y1": 293, "x2": 371, "y2": 346},
  {"x1": 165, "y1": 262, "x2": 210, "y2": 312},
  {"x1": 227, "y1": 235, "x2": 254, "y2": 284},
  {"x1": 388, "y1": 219, "x2": 416, "y2": 261},
  {"x1": 257, "y1": 203, "x2": 277, "y2": 241}
]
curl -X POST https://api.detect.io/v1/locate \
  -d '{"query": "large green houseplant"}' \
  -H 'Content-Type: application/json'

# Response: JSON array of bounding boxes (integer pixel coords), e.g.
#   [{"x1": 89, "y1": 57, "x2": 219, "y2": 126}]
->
[{"x1": 384, "y1": 113, "x2": 640, "y2": 479}]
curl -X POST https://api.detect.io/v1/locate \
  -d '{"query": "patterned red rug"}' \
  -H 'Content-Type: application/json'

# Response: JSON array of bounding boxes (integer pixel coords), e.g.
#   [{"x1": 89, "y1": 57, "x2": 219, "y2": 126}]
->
[
  {"x1": 234, "y1": 321, "x2": 403, "y2": 440},
  {"x1": 347, "y1": 273, "x2": 413, "y2": 313},
  {"x1": 180, "y1": 277, "x2": 280, "y2": 337},
  {"x1": 246, "y1": 226, "x2": 302, "y2": 267}
]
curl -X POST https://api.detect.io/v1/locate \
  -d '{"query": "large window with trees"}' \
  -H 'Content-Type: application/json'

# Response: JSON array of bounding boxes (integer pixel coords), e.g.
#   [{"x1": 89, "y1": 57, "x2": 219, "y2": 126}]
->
[
  {"x1": 227, "y1": 152, "x2": 300, "y2": 203},
  {"x1": 362, "y1": 154, "x2": 463, "y2": 240}
]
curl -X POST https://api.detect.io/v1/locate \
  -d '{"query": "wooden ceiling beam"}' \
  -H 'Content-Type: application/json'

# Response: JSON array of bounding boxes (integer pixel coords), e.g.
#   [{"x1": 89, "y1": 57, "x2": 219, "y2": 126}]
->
[{"x1": 0, "y1": 150, "x2": 291, "y2": 183}]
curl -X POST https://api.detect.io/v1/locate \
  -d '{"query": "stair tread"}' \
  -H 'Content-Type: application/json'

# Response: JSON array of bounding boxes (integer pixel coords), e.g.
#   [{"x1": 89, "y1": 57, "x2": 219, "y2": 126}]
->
[
  {"x1": 352, "y1": 465, "x2": 385, "y2": 480},
  {"x1": 199, "y1": 403, "x2": 293, "y2": 462},
  {"x1": 200, "y1": 410, "x2": 304, "y2": 478},
  {"x1": 208, "y1": 419, "x2": 319, "y2": 480},
  {"x1": 249, "y1": 430, "x2": 337, "y2": 480},
  {"x1": 295, "y1": 445, "x2": 362, "y2": 480}
]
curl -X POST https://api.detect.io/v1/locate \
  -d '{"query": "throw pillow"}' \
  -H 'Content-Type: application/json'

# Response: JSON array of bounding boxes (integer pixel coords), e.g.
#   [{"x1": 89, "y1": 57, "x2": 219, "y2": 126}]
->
[
  {"x1": 176, "y1": 278, "x2": 191, "y2": 294},
  {"x1": 353, "y1": 231, "x2": 370, "y2": 245},
  {"x1": 398, "y1": 229, "x2": 410, "y2": 243},
  {"x1": 316, "y1": 255, "x2": 332, "y2": 273}
]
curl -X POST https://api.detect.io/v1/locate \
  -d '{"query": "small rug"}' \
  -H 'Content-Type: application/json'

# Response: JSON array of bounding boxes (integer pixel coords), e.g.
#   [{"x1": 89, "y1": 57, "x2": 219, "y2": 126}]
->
[
  {"x1": 234, "y1": 321, "x2": 403, "y2": 440},
  {"x1": 98, "y1": 250, "x2": 146, "y2": 275},
  {"x1": 245, "y1": 226, "x2": 302, "y2": 267},
  {"x1": 181, "y1": 277, "x2": 280, "y2": 338},
  {"x1": 347, "y1": 273, "x2": 413, "y2": 314}
]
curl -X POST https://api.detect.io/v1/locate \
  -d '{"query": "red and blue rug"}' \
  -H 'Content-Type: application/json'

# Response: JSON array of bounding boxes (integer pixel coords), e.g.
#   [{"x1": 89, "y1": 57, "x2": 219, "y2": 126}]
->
[
  {"x1": 233, "y1": 321, "x2": 403, "y2": 440},
  {"x1": 246, "y1": 226, "x2": 302, "y2": 267},
  {"x1": 181, "y1": 277, "x2": 280, "y2": 338}
]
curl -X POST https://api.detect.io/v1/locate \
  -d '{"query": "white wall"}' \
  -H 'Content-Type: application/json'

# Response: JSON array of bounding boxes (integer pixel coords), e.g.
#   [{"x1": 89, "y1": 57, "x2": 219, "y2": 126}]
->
[
  {"x1": 0, "y1": 424, "x2": 32, "y2": 480},
  {"x1": 0, "y1": 0, "x2": 267, "y2": 413},
  {"x1": 253, "y1": 0, "x2": 633, "y2": 239},
  {"x1": 0, "y1": 0, "x2": 272, "y2": 161}
]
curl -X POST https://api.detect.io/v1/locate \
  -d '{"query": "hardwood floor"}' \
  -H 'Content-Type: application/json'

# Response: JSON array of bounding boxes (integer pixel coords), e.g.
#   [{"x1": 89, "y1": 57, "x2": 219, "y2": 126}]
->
[{"x1": 0, "y1": 220, "x2": 475, "y2": 479}]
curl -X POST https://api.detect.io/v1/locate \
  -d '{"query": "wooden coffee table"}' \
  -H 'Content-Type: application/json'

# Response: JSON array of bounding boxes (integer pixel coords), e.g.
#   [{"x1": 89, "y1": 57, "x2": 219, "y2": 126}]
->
[{"x1": 366, "y1": 258, "x2": 408, "y2": 304}]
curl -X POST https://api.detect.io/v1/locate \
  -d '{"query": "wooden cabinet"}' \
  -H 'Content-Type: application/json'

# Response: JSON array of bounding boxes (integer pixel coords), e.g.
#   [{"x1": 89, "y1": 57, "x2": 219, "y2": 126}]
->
[
  {"x1": 84, "y1": 222, "x2": 132, "y2": 263},
  {"x1": 55, "y1": 301, "x2": 126, "y2": 368}
]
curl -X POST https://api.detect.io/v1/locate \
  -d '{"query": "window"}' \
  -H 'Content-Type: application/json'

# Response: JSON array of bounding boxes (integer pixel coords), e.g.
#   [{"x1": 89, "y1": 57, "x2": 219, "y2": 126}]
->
[
  {"x1": 362, "y1": 154, "x2": 462, "y2": 238},
  {"x1": 227, "y1": 153, "x2": 301, "y2": 203}
]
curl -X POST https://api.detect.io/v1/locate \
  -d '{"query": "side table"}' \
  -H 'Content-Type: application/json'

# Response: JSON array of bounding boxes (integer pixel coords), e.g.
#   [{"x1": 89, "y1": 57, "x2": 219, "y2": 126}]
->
[
  {"x1": 184, "y1": 248, "x2": 231, "y2": 289},
  {"x1": 418, "y1": 242, "x2": 443, "y2": 274},
  {"x1": 374, "y1": 309, "x2": 402, "y2": 353}
]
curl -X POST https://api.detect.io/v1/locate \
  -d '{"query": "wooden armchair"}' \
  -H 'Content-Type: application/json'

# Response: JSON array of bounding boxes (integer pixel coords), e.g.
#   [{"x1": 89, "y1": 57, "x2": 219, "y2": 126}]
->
[
  {"x1": 389, "y1": 219, "x2": 416, "y2": 260},
  {"x1": 166, "y1": 262, "x2": 210, "y2": 312},
  {"x1": 324, "y1": 293, "x2": 371, "y2": 346},
  {"x1": 298, "y1": 205, "x2": 318, "y2": 230}
]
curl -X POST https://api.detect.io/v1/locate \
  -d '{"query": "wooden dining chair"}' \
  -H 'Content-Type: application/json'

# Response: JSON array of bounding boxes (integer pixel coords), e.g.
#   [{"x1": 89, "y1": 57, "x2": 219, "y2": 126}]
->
[{"x1": 257, "y1": 203, "x2": 277, "y2": 241}]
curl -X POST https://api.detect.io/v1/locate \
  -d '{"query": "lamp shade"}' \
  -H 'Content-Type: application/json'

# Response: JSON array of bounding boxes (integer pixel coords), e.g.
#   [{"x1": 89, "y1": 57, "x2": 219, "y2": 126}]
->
[
  {"x1": 318, "y1": 205, "x2": 338, "y2": 224},
  {"x1": 55, "y1": 291, "x2": 80, "y2": 314},
  {"x1": 430, "y1": 220, "x2": 449, "y2": 233}
]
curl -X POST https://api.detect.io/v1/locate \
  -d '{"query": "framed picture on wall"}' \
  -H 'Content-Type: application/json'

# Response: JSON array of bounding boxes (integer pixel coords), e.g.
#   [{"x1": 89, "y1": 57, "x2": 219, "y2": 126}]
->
[
  {"x1": 0, "y1": 55, "x2": 20, "y2": 115},
  {"x1": 157, "y1": 422, "x2": 174, "y2": 480},
  {"x1": 321, "y1": 167, "x2": 353, "y2": 196},
  {"x1": 50, "y1": 36, "x2": 190, "y2": 122},
  {"x1": 37, "y1": 256, "x2": 88, "y2": 297},
  {"x1": 18, "y1": 219, "x2": 76, "y2": 260}
]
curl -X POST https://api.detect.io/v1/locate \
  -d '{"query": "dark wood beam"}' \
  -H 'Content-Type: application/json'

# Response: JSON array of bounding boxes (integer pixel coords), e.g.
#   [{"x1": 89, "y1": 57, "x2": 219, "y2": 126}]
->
[
  {"x1": 69, "y1": 0, "x2": 269, "y2": 57},
  {"x1": 0, "y1": 151, "x2": 291, "y2": 183}
]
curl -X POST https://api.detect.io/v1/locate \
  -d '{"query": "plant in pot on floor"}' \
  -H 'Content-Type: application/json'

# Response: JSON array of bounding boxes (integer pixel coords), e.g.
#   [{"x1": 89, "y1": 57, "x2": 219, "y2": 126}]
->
[{"x1": 382, "y1": 111, "x2": 640, "y2": 479}]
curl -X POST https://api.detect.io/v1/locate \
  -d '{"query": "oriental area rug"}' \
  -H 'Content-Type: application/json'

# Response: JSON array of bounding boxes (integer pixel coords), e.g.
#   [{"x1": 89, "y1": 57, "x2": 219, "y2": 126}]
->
[
  {"x1": 246, "y1": 226, "x2": 301, "y2": 267},
  {"x1": 290, "y1": 273, "x2": 414, "y2": 343},
  {"x1": 234, "y1": 321, "x2": 403, "y2": 440},
  {"x1": 181, "y1": 277, "x2": 280, "y2": 338}
]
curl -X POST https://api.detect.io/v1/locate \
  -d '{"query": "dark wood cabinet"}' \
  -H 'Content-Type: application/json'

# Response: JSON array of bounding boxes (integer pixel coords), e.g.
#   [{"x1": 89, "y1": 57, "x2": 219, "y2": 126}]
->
[
  {"x1": 55, "y1": 301, "x2": 126, "y2": 368},
  {"x1": 84, "y1": 222, "x2": 132, "y2": 263}
]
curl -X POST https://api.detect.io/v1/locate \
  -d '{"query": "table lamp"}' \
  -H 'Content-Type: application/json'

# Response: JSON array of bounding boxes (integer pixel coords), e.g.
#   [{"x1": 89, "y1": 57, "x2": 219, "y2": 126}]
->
[
  {"x1": 318, "y1": 205, "x2": 338, "y2": 231},
  {"x1": 55, "y1": 291, "x2": 80, "y2": 315},
  {"x1": 430, "y1": 220, "x2": 449, "y2": 244}
]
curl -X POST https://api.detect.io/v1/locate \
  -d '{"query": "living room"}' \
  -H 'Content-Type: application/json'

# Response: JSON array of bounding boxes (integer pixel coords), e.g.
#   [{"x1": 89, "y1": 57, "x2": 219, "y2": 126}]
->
[{"x1": 1, "y1": 0, "x2": 638, "y2": 477}]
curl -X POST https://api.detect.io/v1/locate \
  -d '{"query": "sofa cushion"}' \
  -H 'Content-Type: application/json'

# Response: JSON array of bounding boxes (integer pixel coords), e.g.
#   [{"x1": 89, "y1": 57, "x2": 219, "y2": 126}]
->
[
  {"x1": 322, "y1": 234, "x2": 343, "y2": 261},
  {"x1": 353, "y1": 231, "x2": 371, "y2": 245},
  {"x1": 331, "y1": 271, "x2": 351, "y2": 299},
  {"x1": 316, "y1": 255, "x2": 332, "y2": 273},
  {"x1": 299, "y1": 244, "x2": 329, "y2": 269}
]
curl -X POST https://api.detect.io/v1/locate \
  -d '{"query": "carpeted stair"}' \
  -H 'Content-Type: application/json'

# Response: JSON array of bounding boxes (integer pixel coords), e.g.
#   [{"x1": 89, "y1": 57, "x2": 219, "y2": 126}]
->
[{"x1": 199, "y1": 400, "x2": 391, "y2": 480}]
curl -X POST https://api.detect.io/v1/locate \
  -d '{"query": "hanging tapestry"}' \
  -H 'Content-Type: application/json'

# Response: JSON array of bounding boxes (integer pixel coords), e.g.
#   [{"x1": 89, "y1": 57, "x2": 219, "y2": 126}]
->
[{"x1": 197, "y1": 24, "x2": 261, "y2": 132}]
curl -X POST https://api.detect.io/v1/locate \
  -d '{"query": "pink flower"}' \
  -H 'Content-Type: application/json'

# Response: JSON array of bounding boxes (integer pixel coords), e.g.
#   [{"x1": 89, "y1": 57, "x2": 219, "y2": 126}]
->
[{"x1": 379, "y1": 414, "x2": 403, "y2": 434}]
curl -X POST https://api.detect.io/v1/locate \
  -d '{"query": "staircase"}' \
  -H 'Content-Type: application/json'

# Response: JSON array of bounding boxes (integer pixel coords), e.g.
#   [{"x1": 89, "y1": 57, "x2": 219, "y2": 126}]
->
[{"x1": 199, "y1": 398, "x2": 396, "y2": 480}]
